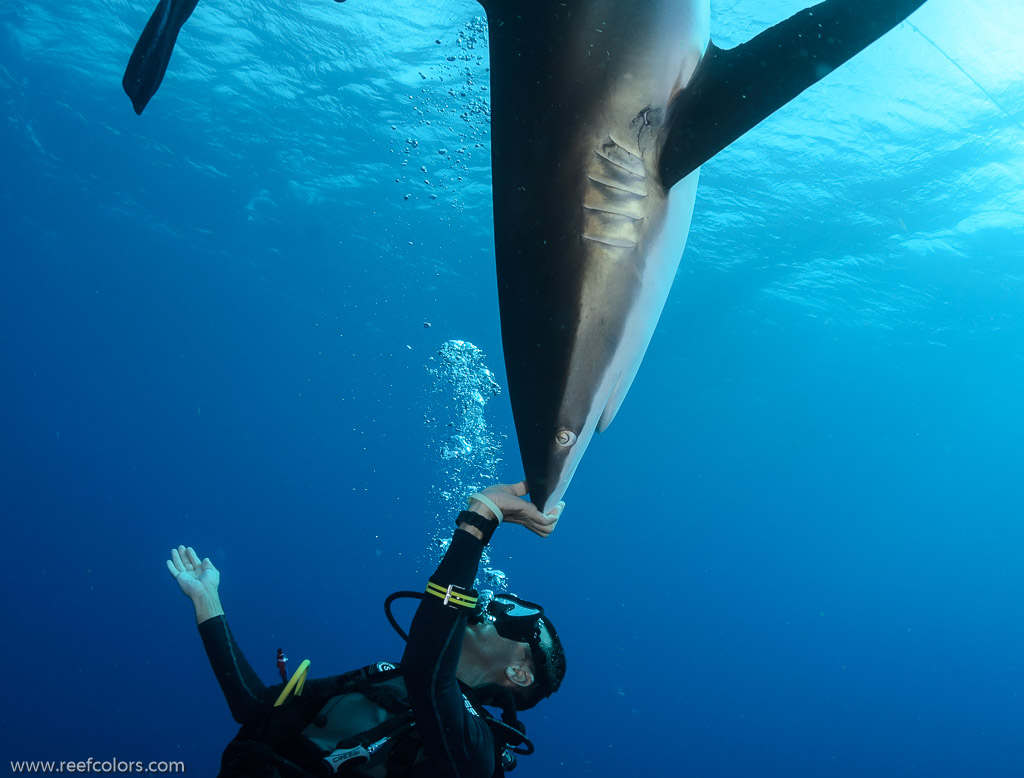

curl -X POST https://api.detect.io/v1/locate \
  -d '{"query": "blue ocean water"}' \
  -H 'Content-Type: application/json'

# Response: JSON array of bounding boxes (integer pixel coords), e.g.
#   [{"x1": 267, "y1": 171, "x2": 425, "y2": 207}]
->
[{"x1": 2, "y1": 0, "x2": 1023, "y2": 775}]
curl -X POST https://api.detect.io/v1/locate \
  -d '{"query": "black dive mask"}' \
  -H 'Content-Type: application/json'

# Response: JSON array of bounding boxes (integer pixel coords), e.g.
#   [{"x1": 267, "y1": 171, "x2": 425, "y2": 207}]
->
[
  {"x1": 475, "y1": 594, "x2": 555, "y2": 698},
  {"x1": 483, "y1": 593, "x2": 545, "y2": 642}
]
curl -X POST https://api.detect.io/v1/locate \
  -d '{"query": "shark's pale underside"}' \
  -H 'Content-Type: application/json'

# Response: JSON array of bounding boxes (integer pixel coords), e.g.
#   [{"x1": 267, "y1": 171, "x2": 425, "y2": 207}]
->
[{"x1": 124, "y1": 0, "x2": 930, "y2": 512}]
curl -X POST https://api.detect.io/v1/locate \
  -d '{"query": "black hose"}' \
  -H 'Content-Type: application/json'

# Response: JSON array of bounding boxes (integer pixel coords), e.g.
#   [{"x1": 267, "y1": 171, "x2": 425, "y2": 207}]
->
[{"x1": 383, "y1": 591, "x2": 423, "y2": 642}]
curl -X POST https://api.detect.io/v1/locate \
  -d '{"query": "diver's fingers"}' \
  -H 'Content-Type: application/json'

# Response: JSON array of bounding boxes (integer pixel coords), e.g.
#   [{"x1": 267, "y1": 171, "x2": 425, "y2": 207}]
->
[
  {"x1": 186, "y1": 546, "x2": 202, "y2": 569},
  {"x1": 546, "y1": 501, "x2": 565, "y2": 520},
  {"x1": 539, "y1": 503, "x2": 564, "y2": 535},
  {"x1": 166, "y1": 558, "x2": 180, "y2": 578},
  {"x1": 530, "y1": 519, "x2": 557, "y2": 538},
  {"x1": 170, "y1": 546, "x2": 186, "y2": 573}
]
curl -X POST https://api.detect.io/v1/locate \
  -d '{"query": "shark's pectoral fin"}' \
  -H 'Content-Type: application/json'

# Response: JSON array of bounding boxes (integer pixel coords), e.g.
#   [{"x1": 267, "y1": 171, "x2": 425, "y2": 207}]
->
[
  {"x1": 122, "y1": 0, "x2": 201, "y2": 115},
  {"x1": 658, "y1": 0, "x2": 928, "y2": 189},
  {"x1": 597, "y1": 373, "x2": 629, "y2": 434}
]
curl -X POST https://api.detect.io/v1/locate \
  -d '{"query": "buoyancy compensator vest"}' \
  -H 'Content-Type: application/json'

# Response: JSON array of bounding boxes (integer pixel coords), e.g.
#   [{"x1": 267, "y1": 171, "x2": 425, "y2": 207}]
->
[{"x1": 220, "y1": 661, "x2": 524, "y2": 778}]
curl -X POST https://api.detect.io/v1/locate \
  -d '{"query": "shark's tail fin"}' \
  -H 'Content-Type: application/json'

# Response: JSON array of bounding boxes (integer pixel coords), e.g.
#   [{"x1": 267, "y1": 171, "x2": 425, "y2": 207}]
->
[
  {"x1": 122, "y1": 0, "x2": 201, "y2": 114},
  {"x1": 659, "y1": 0, "x2": 929, "y2": 188}
]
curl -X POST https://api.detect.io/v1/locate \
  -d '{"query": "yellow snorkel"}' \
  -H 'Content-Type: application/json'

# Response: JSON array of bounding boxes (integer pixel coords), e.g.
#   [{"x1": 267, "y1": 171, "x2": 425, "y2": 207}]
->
[{"x1": 273, "y1": 659, "x2": 310, "y2": 707}]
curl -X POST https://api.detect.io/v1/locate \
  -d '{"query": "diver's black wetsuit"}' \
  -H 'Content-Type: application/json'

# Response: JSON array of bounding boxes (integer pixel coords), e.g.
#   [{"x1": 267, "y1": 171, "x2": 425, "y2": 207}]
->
[{"x1": 200, "y1": 528, "x2": 495, "y2": 778}]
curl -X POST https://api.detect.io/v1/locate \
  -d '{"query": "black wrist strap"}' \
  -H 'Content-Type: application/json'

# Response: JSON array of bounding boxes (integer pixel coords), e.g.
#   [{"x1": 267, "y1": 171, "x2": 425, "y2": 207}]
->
[{"x1": 456, "y1": 510, "x2": 498, "y2": 545}]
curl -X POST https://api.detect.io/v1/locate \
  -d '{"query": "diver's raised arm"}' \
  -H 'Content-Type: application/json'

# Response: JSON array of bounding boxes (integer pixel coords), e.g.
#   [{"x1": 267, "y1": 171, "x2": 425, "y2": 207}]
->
[
  {"x1": 166, "y1": 544, "x2": 224, "y2": 624},
  {"x1": 167, "y1": 545, "x2": 272, "y2": 722}
]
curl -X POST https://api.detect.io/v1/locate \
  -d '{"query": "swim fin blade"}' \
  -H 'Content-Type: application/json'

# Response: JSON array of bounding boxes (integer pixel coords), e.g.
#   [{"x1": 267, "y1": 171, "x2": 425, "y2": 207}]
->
[{"x1": 122, "y1": 0, "x2": 200, "y2": 114}]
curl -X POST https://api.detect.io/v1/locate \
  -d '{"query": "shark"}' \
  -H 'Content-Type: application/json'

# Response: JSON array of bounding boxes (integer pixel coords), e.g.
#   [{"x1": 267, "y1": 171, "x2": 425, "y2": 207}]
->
[{"x1": 123, "y1": 0, "x2": 929, "y2": 513}]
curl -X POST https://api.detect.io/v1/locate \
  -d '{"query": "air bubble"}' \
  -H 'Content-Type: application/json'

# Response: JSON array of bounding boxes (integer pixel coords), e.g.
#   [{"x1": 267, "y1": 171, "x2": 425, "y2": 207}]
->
[{"x1": 424, "y1": 341, "x2": 506, "y2": 583}]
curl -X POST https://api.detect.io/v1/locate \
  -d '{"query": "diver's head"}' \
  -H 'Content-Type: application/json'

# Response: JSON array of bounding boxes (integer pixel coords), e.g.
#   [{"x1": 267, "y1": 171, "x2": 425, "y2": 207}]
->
[{"x1": 458, "y1": 594, "x2": 566, "y2": 711}]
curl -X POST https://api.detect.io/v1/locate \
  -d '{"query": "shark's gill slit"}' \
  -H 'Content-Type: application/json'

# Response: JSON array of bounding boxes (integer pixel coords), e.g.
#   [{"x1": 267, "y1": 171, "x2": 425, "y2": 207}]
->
[
  {"x1": 582, "y1": 204, "x2": 644, "y2": 222},
  {"x1": 585, "y1": 174, "x2": 648, "y2": 198},
  {"x1": 594, "y1": 147, "x2": 646, "y2": 178},
  {"x1": 582, "y1": 234, "x2": 639, "y2": 249}
]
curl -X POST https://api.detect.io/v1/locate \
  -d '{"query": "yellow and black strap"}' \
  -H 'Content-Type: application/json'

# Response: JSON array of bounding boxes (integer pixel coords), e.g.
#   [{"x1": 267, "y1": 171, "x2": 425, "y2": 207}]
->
[{"x1": 425, "y1": 580, "x2": 478, "y2": 610}]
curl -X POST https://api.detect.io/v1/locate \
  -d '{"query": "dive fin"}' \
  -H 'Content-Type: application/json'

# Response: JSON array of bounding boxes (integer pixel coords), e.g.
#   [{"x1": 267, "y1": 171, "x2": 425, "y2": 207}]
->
[
  {"x1": 122, "y1": 0, "x2": 201, "y2": 114},
  {"x1": 659, "y1": 0, "x2": 927, "y2": 188}
]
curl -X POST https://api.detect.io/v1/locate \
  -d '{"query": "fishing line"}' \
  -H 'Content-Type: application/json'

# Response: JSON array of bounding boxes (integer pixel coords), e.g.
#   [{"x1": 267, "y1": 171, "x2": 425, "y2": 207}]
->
[{"x1": 905, "y1": 20, "x2": 1024, "y2": 135}]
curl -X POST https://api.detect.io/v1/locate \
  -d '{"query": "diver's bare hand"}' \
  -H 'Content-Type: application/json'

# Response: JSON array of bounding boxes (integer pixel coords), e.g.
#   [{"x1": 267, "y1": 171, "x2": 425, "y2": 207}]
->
[
  {"x1": 469, "y1": 481, "x2": 564, "y2": 538},
  {"x1": 167, "y1": 545, "x2": 225, "y2": 623}
]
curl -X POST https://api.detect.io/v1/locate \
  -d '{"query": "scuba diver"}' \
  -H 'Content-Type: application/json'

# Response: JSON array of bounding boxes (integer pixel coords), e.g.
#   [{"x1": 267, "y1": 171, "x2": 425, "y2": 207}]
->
[
  {"x1": 166, "y1": 481, "x2": 566, "y2": 778},
  {"x1": 277, "y1": 649, "x2": 289, "y2": 684}
]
